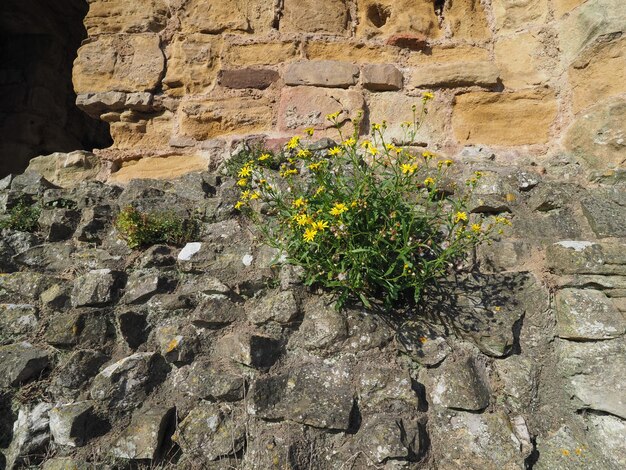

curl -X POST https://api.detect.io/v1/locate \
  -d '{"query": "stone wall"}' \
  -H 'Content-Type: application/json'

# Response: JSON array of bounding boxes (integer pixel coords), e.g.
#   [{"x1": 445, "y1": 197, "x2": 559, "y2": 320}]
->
[{"x1": 72, "y1": 0, "x2": 625, "y2": 180}]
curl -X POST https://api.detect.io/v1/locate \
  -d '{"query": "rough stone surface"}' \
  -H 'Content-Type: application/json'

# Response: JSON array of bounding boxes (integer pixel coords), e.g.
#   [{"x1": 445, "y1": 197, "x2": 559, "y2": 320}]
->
[
  {"x1": 362, "y1": 64, "x2": 403, "y2": 91},
  {"x1": 49, "y1": 401, "x2": 95, "y2": 447},
  {"x1": 556, "y1": 288, "x2": 625, "y2": 339},
  {"x1": 110, "y1": 405, "x2": 175, "y2": 460},
  {"x1": 0, "y1": 342, "x2": 50, "y2": 387},
  {"x1": 410, "y1": 62, "x2": 500, "y2": 88},
  {"x1": 284, "y1": 61, "x2": 360, "y2": 88}
]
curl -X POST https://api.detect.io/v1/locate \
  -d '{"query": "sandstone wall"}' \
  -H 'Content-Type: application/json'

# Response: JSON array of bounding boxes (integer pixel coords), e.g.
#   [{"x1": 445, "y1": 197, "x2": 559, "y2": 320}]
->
[{"x1": 72, "y1": 0, "x2": 626, "y2": 180}]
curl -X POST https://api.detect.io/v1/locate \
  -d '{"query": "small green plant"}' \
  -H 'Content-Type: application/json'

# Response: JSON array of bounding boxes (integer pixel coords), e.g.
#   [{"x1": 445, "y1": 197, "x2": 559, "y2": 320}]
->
[
  {"x1": 234, "y1": 94, "x2": 510, "y2": 310},
  {"x1": 114, "y1": 206, "x2": 200, "y2": 249},
  {"x1": 0, "y1": 198, "x2": 40, "y2": 232}
]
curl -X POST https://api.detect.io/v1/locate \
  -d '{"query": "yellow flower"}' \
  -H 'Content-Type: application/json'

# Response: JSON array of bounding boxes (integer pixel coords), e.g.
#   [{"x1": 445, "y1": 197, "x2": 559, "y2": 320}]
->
[
  {"x1": 385, "y1": 143, "x2": 400, "y2": 153},
  {"x1": 286, "y1": 136, "x2": 300, "y2": 150},
  {"x1": 471, "y1": 223, "x2": 481, "y2": 233},
  {"x1": 455, "y1": 211, "x2": 468, "y2": 223},
  {"x1": 330, "y1": 202, "x2": 348, "y2": 216},
  {"x1": 238, "y1": 166, "x2": 252, "y2": 177},
  {"x1": 326, "y1": 111, "x2": 341, "y2": 121},
  {"x1": 303, "y1": 228, "x2": 318, "y2": 242},
  {"x1": 234, "y1": 201, "x2": 245, "y2": 210},
  {"x1": 328, "y1": 146, "x2": 342, "y2": 156},
  {"x1": 423, "y1": 177, "x2": 435, "y2": 186},
  {"x1": 422, "y1": 92, "x2": 434, "y2": 101},
  {"x1": 297, "y1": 148, "x2": 311, "y2": 159},
  {"x1": 305, "y1": 127, "x2": 315, "y2": 136},
  {"x1": 360, "y1": 140, "x2": 372, "y2": 148},
  {"x1": 422, "y1": 151, "x2": 434, "y2": 160},
  {"x1": 314, "y1": 220, "x2": 329, "y2": 231},
  {"x1": 292, "y1": 198, "x2": 306, "y2": 208},
  {"x1": 250, "y1": 192, "x2": 260, "y2": 200},
  {"x1": 259, "y1": 178, "x2": 267, "y2": 185},
  {"x1": 315, "y1": 186, "x2": 325, "y2": 196},
  {"x1": 295, "y1": 214, "x2": 311, "y2": 226},
  {"x1": 371, "y1": 123, "x2": 381, "y2": 131},
  {"x1": 258, "y1": 153, "x2": 271, "y2": 162},
  {"x1": 237, "y1": 178, "x2": 248, "y2": 187},
  {"x1": 280, "y1": 168, "x2": 299, "y2": 177},
  {"x1": 401, "y1": 163, "x2": 418, "y2": 175},
  {"x1": 308, "y1": 162, "x2": 322, "y2": 171},
  {"x1": 368, "y1": 145, "x2": 379, "y2": 156},
  {"x1": 495, "y1": 216, "x2": 512, "y2": 226},
  {"x1": 241, "y1": 190, "x2": 251, "y2": 200},
  {"x1": 350, "y1": 201, "x2": 358, "y2": 208},
  {"x1": 342, "y1": 137, "x2": 356, "y2": 147}
]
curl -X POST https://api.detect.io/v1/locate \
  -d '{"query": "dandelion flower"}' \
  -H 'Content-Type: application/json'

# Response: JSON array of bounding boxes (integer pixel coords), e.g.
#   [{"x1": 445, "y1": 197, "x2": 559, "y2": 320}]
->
[
  {"x1": 471, "y1": 223, "x2": 481, "y2": 233},
  {"x1": 330, "y1": 202, "x2": 348, "y2": 216},
  {"x1": 314, "y1": 220, "x2": 329, "y2": 231},
  {"x1": 303, "y1": 228, "x2": 318, "y2": 242},
  {"x1": 292, "y1": 198, "x2": 306, "y2": 208},
  {"x1": 286, "y1": 136, "x2": 300, "y2": 150},
  {"x1": 258, "y1": 153, "x2": 271, "y2": 162},
  {"x1": 328, "y1": 146, "x2": 342, "y2": 156},
  {"x1": 238, "y1": 166, "x2": 252, "y2": 177},
  {"x1": 234, "y1": 201, "x2": 245, "y2": 210},
  {"x1": 455, "y1": 212, "x2": 468, "y2": 223},
  {"x1": 342, "y1": 137, "x2": 356, "y2": 147},
  {"x1": 423, "y1": 177, "x2": 435, "y2": 186},
  {"x1": 237, "y1": 178, "x2": 248, "y2": 187},
  {"x1": 401, "y1": 163, "x2": 418, "y2": 175}
]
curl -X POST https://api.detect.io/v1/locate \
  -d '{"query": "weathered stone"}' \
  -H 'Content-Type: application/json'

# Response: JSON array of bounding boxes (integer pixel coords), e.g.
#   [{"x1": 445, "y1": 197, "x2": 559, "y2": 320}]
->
[
  {"x1": 556, "y1": 288, "x2": 625, "y2": 340},
  {"x1": 557, "y1": 337, "x2": 626, "y2": 418},
  {"x1": 122, "y1": 269, "x2": 171, "y2": 304},
  {"x1": 289, "y1": 296, "x2": 347, "y2": 353},
  {"x1": 570, "y1": 36, "x2": 626, "y2": 113},
  {"x1": 38, "y1": 208, "x2": 81, "y2": 242},
  {"x1": 73, "y1": 33, "x2": 165, "y2": 94},
  {"x1": 111, "y1": 405, "x2": 175, "y2": 460},
  {"x1": 277, "y1": 86, "x2": 365, "y2": 135},
  {"x1": 495, "y1": 31, "x2": 550, "y2": 88},
  {"x1": 180, "y1": 95, "x2": 273, "y2": 141},
  {"x1": 49, "y1": 401, "x2": 95, "y2": 447},
  {"x1": 423, "y1": 352, "x2": 490, "y2": 411},
  {"x1": 356, "y1": 0, "x2": 441, "y2": 39},
  {"x1": 25, "y1": 151, "x2": 103, "y2": 188},
  {"x1": 42, "y1": 457, "x2": 89, "y2": 470},
  {"x1": 284, "y1": 61, "x2": 359, "y2": 88},
  {"x1": 4, "y1": 403, "x2": 52, "y2": 470},
  {"x1": 214, "y1": 332, "x2": 281, "y2": 370},
  {"x1": 110, "y1": 155, "x2": 209, "y2": 183},
  {"x1": 71, "y1": 269, "x2": 117, "y2": 307},
  {"x1": 222, "y1": 40, "x2": 299, "y2": 66},
  {"x1": 586, "y1": 414, "x2": 626, "y2": 468},
  {"x1": 282, "y1": 0, "x2": 348, "y2": 34},
  {"x1": 117, "y1": 311, "x2": 148, "y2": 349},
  {"x1": 305, "y1": 41, "x2": 401, "y2": 63},
  {"x1": 0, "y1": 342, "x2": 50, "y2": 387},
  {"x1": 155, "y1": 322, "x2": 198, "y2": 364},
  {"x1": 84, "y1": 0, "x2": 168, "y2": 35},
  {"x1": 184, "y1": 357, "x2": 245, "y2": 402},
  {"x1": 557, "y1": 0, "x2": 626, "y2": 62},
  {"x1": 0, "y1": 272, "x2": 57, "y2": 303},
  {"x1": 493, "y1": 355, "x2": 538, "y2": 412},
  {"x1": 245, "y1": 289, "x2": 299, "y2": 325},
  {"x1": 179, "y1": 0, "x2": 274, "y2": 34},
  {"x1": 477, "y1": 239, "x2": 532, "y2": 273},
  {"x1": 52, "y1": 349, "x2": 109, "y2": 393},
  {"x1": 192, "y1": 295, "x2": 244, "y2": 327},
  {"x1": 10, "y1": 172, "x2": 57, "y2": 194},
  {"x1": 357, "y1": 413, "x2": 423, "y2": 463},
  {"x1": 361, "y1": 64, "x2": 403, "y2": 91},
  {"x1": 173, "y1": 402, "x2": 245, "y2": 461},
  {"x1": 410, "y1": 62, "x2": 500, "y2": 88},
  {"x1": 44, "y1": 312, "x2": 83, "y2": 347},
  {"x1": 445, "y1": 0, "x2": 491, "y2": 40},
  {"x1": 249, "y1": 360, "x2": 354, "y2": 430},
  {"x1": 407, "y1": 45, "x2": 490, "y2": 66},
  {"x1": 492, "y1": 0, "x2": 548, "y2": 32},
  {"x1": 90, "y1": 352, "x2": 167, "y2": 411},
  {"x1": 358, "y1": 362, "x2": 421, "y2": 411},
  {"x1": 0, "y1": 304, "x2": 38, "y2": 344},
  {"x1": 581, "y1": 189, "x2": 626, "y2": 238},
  {"x1": 452, "y1": 89, "x2": 558, "y2": 145},
  {"x1": 344, "y1": 309, "x2": 394, "y2": 352},
  {"x1": 12, "y1": 243, "x2": 74, "y2": 273},
  {"x1": 565, "y1": 97, "x2": 626, "y2": 170},
  {"x1": 218, "y1": 68, "x2": 279, "y2": 90}
]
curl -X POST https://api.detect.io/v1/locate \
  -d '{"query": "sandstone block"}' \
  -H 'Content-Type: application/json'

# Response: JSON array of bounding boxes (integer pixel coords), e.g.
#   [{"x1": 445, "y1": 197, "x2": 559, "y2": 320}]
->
[
  {"x1": 179, "y1": 0, "x2": 274, "y2": 34},
  {"x1": 222, "y1": 41, "x2": 299, "y2": 66},
  {"x1": 452, "y1": 90, "x2": 557, "y2": 145},
  {"x1": 444, "y1": 0, "x2": 491, "y2": 40},
  {"x1": 410, "y1": 62, "x2": 500, "y2": 88},
  {"x1": 495, "y1": 32, "x2": 550, "y2": 89},
  {"x1": 569, "y1": 36, "x2": 626, "y2": 113},
  {"x1": 362, "y1": 64, "x2": 403, "y2": 91},
  {"x1": 277, "y1": 86, "x2": 364, "y2": 134},
  {"x1": 492, "y1": 0, "x2": 548, "y2": 32},
  {"x1": 163, "y1": 34, "x2": 221, "y2": 95},
  {"x1": 73, "y1": 34, "x2": 164, "y2": 94},
  {"x1": 284, "y1": 61, "x2": 359, "y2": 88},
  {"x1": 218, "y1": 68, "x2": 279, "y2": 89},
  {"x1": 109, "y1": 155, "x2": 209, "y2": 183},
  {"x1": 554, "y1": 0, "x2": 586, "y2": 18},
  {"x1": 281, "y1": 0, "x2": 348, "y2": 34},
  {"x1": 564, "y1": 97, "x2": 626, "y2": 170},
  {"x1": 356, "y1": 0, "x2": 441, "y2": 39},
  {"x1": 305, "y1": 41, "x2": 401, "y2": 63},
  {"x1": 407, "y1": 45, "x2": 490, "y2": 66},
  {"x1": 84, "y1": 0, "x2": 168, "y2": 35},
  {"x1": 179, "y1": 94, "x2": 273, "y2": 141}
]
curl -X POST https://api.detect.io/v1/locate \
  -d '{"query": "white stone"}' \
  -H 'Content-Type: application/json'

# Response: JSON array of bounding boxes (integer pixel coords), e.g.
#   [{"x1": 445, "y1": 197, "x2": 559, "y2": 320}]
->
[
  {"x1": 242, "y1": 254, "x2": 254, "y2": 266},
  {"x1": 178, "y1": 242, "x2": 202, "y2": 261}
]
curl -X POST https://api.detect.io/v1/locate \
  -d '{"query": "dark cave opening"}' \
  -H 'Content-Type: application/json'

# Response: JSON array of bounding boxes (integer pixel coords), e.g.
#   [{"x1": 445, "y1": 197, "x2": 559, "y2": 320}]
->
[{"x1": 0, "y1": 0, "x2": 112, "y2": 178}]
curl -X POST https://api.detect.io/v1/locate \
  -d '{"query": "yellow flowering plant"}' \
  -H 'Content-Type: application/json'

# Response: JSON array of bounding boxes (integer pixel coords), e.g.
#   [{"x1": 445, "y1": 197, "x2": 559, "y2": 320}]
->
[{"x1": 233, "y1": 97, "x2": 509, "y2": 310}]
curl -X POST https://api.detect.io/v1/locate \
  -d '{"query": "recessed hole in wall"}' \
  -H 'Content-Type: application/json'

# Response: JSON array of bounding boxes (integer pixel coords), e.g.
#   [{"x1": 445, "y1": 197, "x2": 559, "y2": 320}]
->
[
  {"x1": 433, "y1": 0, "x2": 446, "y2": 19},
  {"x1": 367, "y1": 4, "x2": 391, "y2": 28}
]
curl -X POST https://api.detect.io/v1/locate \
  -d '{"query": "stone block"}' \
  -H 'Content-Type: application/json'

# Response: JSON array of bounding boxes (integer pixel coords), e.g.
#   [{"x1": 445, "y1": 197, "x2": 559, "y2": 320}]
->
[
  {"x1": 289, "y1": 296, "x2": 347, "y2": 353},
  {"x1": 218, "y1": 68, "x2": 279, "y2": 89},
  {"x1": 362, "y1": 64, "x2": 403, "y2": 91},
  {"x1": 356, "y1": 0, "x2": 441, "y2": 39},
  {"x1": 245, "y1": 289, "x2": 300, "y2": 325},
  {"x1": 556, "y1": 288, "x2": 625, "y2": 340},
  {"x1": 214, "y1": 332, "x2": 281, "y2": 370},
  {"x1": 565, "y1": 97, "x2": 626, "y2": 170},
  {"x1": 109, "y1": 155, "x2": 209, "y2": 184},
  {"x1": 407, "y1": 45, "x2": 490, "y2": 66},
  {"x1": 84, "y1": 0, "x2": 168, "y2": 35},
  {"x1": 284, "y1": 61, "x2": 359, "y2": 88},
  {"x1": 111, "y1": 405, "x2": 175, "y2": 460},
  {"x1": 452, "y1": 89, "x2": 557, "y2": 145},
  {"x1": 222, "y1": 41, "x2": 299, "y2": 66},
  {"x1": 73, "y1": 33, "x2": 165, "y2": 94},
  {"x1": 305, "y1": 41, "x2": 401, "y2": 63},
  {"x1": 0, "y1": 342, "x2": 50, "y2": 387},
  {"x1": 192, "y1": 295, "x2": 244, "y2": 327},
  {"x1": 546, "y1": 241, "x2": 626, "y2": 275},
  {"x1": 277, "y1": 86, "x2": 364, "y2": 135},
  {"x1": 492, "y1": 0, "x2": 548, "y2": 32},
  {"x1": 410, "y1": 62, "x2": 500, "y2": 88},
  {"x1": 0, "y1": 304, "x2": 38, "y2": 344},
  {"x1": 281, "y1": 0, "x2": 348, "y2": 34},
  {"x1": 179, "y1": 0, "x2": 274, "y2": 34},
  {"x1": 494, "y1": 32, "x2": 550, "y2": 89},
  {"x1": 122, "y1": 269, "x2": 171, "y2": 304},
  {"x1": 49, "y1": 401, "x2": 95, "y2": 447},
  {"x1": 71, "y1": 269, "x2": 117, "y2": 307},
  {"x1": 581, "y1": 189, "x2": 626, "y2": 238},
  {"x1": 162, "y1": 34, "x2": 222, "y2": 95},
  {"x1": 25, "y1": 151, "x2": 102, "y2": 189},
  {"x1": 184, "y1": 357, "x2": 245, "y2": 401},
  {"x1": 569, "y1": 36, "x2": 626, "y2": 113},
  {"x1": 179, "y1": 95, "x2": 273, "y2": 141},
  {"x1": 444, "y1": 0, "x2": 491, "y2": 40}
]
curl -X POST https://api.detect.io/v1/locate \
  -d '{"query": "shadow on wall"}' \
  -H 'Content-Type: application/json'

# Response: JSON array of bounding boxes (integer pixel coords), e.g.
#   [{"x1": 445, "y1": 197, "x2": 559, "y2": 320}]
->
[{"x1": 0, "y1": 0, "x2": 112, "y2": 178}]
